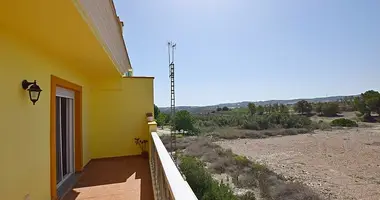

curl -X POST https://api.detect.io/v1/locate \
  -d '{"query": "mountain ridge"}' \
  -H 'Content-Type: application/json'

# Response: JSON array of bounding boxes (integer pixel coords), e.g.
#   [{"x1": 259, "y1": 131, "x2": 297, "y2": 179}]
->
[{"x1": 159, "y1": 95, "x2": 357, "y2": 113}]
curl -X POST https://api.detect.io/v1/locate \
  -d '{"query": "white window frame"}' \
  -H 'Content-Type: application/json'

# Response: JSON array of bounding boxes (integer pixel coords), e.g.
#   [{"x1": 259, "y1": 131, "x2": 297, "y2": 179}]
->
[{"x1": 56, "y1": 87, "x2": 75, "y2": 187}]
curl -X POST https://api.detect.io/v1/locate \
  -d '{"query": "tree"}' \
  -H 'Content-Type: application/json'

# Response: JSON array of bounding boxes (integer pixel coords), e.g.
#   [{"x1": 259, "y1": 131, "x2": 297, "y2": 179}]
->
[
  {"x1": 164, "y1": 113, "x2": 171, "y2": 124},
  {"x1": 154, "y1": 104, "x2": 160, "y2": 119},
  {"x1": 314, "y1": 102, "x2": 323, "y2": 115},
  {"x1": 279, "y1": 104, "x2": 289, "y2": 113},
  {"x1": 156, "y1": 113, "x2": 168, "y2": 126},
  {"x1": 174, "y1": 110, "x2": 196, "y2": 134},
  {"x1": 247, "y1": 103, "x2": 256, "y2": 115},
  {"x1": 256, "y1": 105, "x2": 264, "y2": 115},
  {"x1": 222, "y1": 106, "x2": 229, "y2": 111},
  {"x1": 216, "y1": 107, "x2": 222, "y2": 112},
  {"x1": 340, "y1": 96, "x2": 355, "y2": 111},
  {"x1": 354, "y1": 90, "x2": 380, "y2": 121},
  {"x1": 272, "y1": 103, "x2": 279, "y2": 112},
  {"x1": 294, "y1": 100, "x2": 312, "y2": 115},
  {"x1": 265, "y1": 104, "x2": 273, "y2": 114},
  {"x1": 322, "y1": 102, "x2": 339, "y2": 117}
]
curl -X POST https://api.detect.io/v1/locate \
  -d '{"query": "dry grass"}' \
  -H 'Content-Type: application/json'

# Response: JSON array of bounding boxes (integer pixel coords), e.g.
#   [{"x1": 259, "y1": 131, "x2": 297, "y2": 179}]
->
[
  {"x1": 217, "y1": 125, "x2": 380, "y2": 200},
  {"x1": 206, "y1": 127, "x2": 310, "y2": 140},
  {"x1": 166, "y1": 136, "x2": 322, "y2": 200},
  {"x1": 160, "y1": 135, "x2": 198, "y2": 151}
]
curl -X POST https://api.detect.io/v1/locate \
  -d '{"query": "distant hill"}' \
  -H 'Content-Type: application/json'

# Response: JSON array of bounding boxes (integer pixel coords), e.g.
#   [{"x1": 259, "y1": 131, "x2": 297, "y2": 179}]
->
[{"x1": 159, "y1": 95, "x2": 357, "y2": 113}]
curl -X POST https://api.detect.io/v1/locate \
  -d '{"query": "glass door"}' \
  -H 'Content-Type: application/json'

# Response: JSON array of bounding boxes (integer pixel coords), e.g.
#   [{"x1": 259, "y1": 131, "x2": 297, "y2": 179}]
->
[{"x1": 56, "y1": 87, "x2": 75, "y2": 189}]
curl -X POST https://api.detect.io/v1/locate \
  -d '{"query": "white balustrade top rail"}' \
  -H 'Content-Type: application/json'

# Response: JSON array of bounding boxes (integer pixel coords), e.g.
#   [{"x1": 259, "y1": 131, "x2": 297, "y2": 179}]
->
[{"x1": 151, "y1": 132, "x2": 198, "y2": 200}]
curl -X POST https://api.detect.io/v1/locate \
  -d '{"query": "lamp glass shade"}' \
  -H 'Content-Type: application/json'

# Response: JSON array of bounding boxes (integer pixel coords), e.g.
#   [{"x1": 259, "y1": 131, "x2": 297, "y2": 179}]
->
[
  {"x1": 30, "y1": 90, "x2": 40, "y2": 100},
  {"x1": 28, "y1": 84, "x2": 42, "y2": 104}
]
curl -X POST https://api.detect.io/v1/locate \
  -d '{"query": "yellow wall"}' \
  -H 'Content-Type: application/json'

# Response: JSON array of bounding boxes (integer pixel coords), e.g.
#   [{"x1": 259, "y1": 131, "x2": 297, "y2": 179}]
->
[
  {"x1": 0, "y1": 31, "x2": 93, "y2": 200},
  {"x1": 0, "y1": 31, "x2": 154, "y2": 199},
  {"x1": 89, "y1": 77, "x2": 154, "y2": 158}
]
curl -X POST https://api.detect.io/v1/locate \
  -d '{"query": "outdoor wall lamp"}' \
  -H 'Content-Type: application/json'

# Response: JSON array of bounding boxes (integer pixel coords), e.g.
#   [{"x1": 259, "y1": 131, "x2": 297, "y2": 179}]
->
[{"x1": 22, "y1": 80, "x2": 42, "y2": 105}]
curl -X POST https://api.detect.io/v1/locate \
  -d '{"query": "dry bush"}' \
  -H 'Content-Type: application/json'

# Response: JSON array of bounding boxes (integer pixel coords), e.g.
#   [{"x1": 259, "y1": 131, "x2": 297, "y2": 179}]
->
[
  {"x1": 237, "y1": 191, "x2": 257, "y2": 200},
  {"x1": 272, "y1": 182, "x2": 321, "y2": 200},
  {"x1": 185, "y1": 138, "x2": 216, "y2": 157},
  {"x1": 160, "y1": 135, "x2": 197, "y2": 151},
  {"x1": 180, "y1": 137, "x2": 322, "y2": 200},
  {"x1": 209, "y1": 157, "x2": 232, "y2": 173},
  {"x1": 208, "y1": 128, "x2": 310, "y2": 140}
]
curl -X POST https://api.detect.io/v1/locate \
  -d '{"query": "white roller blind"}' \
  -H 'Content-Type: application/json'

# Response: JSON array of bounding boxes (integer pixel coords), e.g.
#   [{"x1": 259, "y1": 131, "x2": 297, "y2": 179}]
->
[{"x1": 56, "y1": 87, "x2": 75, "y2": 99}]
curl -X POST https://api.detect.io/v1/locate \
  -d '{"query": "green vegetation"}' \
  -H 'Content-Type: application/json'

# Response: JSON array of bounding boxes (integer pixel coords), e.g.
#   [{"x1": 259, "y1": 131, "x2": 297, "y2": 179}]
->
[
  {"x1": 174, "y1": 138, "x2": 321, "y2": 200},
  {"x1": 179, "y1": 156, "x2": 238, "y2": 200},
  {"x1": 331, "y1": 118, "x2": 358, "y2": 127},
  {"x1": 192, "y1": 102, "x2": 312, "y2": 135},
  {"x1": 339, "y1": 96, "x2": 356, "y2": 112},
  {"x1": 314, "y1": 102, "x2": 340, "y2": 117},
  {"x1": 207, "y1": 128, "x2": 310, "y2": 140},
  {"x1": 242, "y1": 113, "x2": 312, "y2": 130},
  {"x1": 174, "y1": 110, "x2": 198, "y2": 135},
  {"x1": 165, "y1": 89, "x2": 380, "y2": 135},
  {"x1": 154, "y1": 104, "x2": 160, "y2": 119},
  {"x1": 354, "y1": 90, "x2": 380, "y2": 122},
  {"x1": 155, "y1": 104, "x2": 172, "y2": 127},
  {"x1": 322, "y1": 102, "x2": 340, "y2": 116},
  {"x1": 222, "y1": 106, "x2": 230, "y2": 111},
  {"x1": 248, "y1": 103, "x2": 256, "y2": 115},
  {"x1": 256, "y1": 105, "x2": 264, "y2": 115},
  {"x1": 156, "y1": 112, "x2": 170, "y2": 126},
  {"x1": 293, "y1": 100, "x2": 312, "y2": 115},
  {"x1": 158, "y1": 90, "x2": 380, "y2": 200}
]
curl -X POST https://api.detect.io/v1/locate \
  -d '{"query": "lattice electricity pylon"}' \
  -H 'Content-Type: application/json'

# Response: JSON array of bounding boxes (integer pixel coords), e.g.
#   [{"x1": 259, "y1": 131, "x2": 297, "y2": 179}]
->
[{"x1": 168, "y1": 41, "x2": 177, "y2": 160}]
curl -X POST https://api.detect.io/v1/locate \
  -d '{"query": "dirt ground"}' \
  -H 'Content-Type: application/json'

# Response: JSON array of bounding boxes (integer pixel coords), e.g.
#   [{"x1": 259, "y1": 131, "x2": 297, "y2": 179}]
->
[{"x1": 216, "y1": 125, "x2": 380, "y2": 200}]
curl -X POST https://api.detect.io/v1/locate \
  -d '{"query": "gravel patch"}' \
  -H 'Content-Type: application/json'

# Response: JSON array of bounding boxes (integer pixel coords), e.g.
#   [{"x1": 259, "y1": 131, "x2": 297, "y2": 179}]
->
[{"x1": 216, "y1": 125, "x2": 380, "y2": 200}]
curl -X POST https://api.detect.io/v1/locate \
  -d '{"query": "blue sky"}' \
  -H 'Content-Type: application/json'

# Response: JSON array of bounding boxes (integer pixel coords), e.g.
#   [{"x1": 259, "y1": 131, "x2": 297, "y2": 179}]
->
[{"x1": 114, "y1": 0, "x2": 380, "y2": 107}]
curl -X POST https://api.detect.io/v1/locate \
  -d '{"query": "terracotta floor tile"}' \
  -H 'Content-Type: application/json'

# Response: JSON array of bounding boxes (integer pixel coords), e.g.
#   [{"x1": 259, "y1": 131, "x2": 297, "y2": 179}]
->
[{"x1": 62, "y1": 156, "x2": 154, "y2": 200}]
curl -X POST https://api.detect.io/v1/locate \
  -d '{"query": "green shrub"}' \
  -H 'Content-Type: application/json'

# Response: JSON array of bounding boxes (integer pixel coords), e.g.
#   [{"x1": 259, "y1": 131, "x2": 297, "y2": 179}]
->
[
  {"x1": 331, "y1": 118, "x2": 358, "y2": 127},
  {"x1": 242, "y1": 113, "x2": 312, "y2": 130},
  {"x1": 243, "y1": 121, "x2": 260, "y2": 130},
  {"x1": 233, "y1": 155, "x2": 250, "y2": 168},
  {"x1": 179, "y1": 156, "x2": 237, "y2": 200},
  {"x1": 174, "y1": 110, "x2": 199, "y2": 135},
  {"x1": 321, "y1": 102, "x2": 340, "y2": 117},
  {"x1": 202, "y1": 181, "x2": 236, "y2": 200}
]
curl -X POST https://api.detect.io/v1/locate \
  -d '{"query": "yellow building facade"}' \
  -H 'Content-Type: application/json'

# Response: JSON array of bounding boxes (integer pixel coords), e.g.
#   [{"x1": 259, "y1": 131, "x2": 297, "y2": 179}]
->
[{"x1": 0, "y1": 1, "x2": 154, "y2": 199}]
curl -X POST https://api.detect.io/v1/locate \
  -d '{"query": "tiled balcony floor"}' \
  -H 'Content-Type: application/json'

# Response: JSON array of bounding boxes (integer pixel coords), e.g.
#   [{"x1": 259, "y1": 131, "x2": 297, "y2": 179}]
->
[{"x1": 62, "y1": 156, "x2": 154, "y2": 200}]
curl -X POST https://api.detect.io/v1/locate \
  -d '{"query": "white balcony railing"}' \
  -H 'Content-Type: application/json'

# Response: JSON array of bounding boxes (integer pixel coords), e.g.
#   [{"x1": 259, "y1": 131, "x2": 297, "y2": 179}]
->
[{"x1": 150, "y1": 132, "x2": 198, "y2": 200}]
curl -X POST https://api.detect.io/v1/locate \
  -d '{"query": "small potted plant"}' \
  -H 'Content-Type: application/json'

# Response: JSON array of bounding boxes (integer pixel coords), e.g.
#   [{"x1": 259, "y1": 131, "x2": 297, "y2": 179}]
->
[
  {"x1": 146, "y1": 112, "x2": 154, "y2": 122},
  {"x1": 134, "y1": 138, "x2": 149, "y2": 158}
]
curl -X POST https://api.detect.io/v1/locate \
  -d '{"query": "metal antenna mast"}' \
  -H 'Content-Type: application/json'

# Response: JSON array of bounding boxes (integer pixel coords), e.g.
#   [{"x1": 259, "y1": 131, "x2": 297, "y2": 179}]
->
[{"x1": 168, "y1": 41, "x2": 177, "y2": 160}]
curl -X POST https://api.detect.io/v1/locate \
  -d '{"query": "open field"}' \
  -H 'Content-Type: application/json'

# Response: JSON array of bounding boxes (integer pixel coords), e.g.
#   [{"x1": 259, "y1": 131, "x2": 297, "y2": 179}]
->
[{"x1": 216, "y1": 125, "x2": 380, "y2": 200}]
